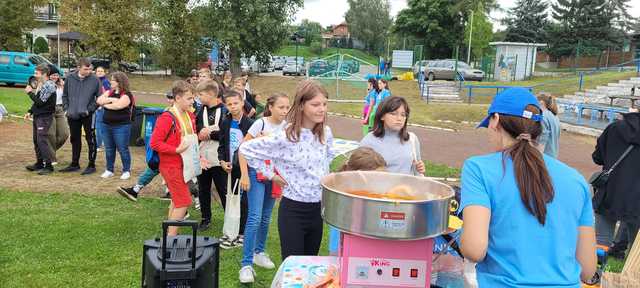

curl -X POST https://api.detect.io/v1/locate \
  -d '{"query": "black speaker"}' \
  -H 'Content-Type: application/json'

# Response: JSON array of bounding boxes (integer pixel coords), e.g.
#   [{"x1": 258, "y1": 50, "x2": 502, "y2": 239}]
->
[{"x1": 141, "y1": 220, "x2": 219, "y2": 288}]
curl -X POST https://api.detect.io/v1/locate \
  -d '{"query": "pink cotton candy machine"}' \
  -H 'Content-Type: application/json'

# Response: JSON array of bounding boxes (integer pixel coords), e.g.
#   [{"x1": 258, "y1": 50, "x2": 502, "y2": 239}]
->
[{"x1": 321, "y1": 171, "x2": 454, "y2": 288}]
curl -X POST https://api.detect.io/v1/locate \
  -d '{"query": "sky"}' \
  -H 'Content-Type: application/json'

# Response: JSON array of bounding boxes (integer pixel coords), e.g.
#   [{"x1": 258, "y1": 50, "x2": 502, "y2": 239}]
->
[{"x1": 294, "y1": 0, "x2": 640, "y2": 31}]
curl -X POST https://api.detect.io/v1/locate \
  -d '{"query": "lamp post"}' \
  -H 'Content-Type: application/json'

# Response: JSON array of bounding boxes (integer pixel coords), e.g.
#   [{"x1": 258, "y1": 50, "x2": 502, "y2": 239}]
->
[
  {"x1": 291, "y1": 33, "x2": 302, "y2": 74},
  {"x1": 467, "y1": 10, "x2": 474, "y2": 64}
]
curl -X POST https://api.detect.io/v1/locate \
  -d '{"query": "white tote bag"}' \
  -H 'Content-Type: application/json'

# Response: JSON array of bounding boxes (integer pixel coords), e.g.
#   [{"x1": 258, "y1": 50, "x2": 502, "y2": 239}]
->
[
  {"x1": 171, "y1": 107, "x2": 202, "y2": 182},
  {"x1": 222, "y1": 175, "x2": 241, "y2": 239},
  {"x1": 199, "y1": 107, "x2": 221, "y2": 168}
]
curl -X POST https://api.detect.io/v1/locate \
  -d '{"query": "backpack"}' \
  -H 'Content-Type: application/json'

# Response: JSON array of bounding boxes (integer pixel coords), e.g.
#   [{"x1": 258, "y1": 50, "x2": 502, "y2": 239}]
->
[{"x1": 147, "y1": 112, "x2": 176, "y2": 170}]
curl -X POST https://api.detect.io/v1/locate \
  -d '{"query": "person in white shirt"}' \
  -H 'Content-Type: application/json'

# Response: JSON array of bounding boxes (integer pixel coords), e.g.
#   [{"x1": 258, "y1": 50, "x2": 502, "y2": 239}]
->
[
  {"x1": 237, "y1": 93, "x2": 290, "y2": 283},
  {"x1": 240, "y1": 80, "x2": 334, "y2": 263}
]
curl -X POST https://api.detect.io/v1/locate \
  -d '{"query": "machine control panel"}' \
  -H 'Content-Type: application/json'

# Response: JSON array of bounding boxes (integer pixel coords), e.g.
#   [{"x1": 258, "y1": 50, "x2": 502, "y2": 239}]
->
[{"x1": 347, "y1": 257, "x2": 427, "y2": 287}]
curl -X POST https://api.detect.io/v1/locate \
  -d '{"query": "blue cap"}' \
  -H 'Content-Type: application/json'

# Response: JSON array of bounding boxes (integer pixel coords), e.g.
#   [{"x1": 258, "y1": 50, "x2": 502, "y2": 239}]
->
[{"x1": 478, "y1": 87, "x2": 543, "y2": 128}]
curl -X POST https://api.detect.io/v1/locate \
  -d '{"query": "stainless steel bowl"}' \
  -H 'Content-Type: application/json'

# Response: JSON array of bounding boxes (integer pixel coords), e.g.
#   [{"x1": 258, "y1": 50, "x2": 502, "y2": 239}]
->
[{"x1": 321, "y1": 171, "x2": 454, "y2": 240}]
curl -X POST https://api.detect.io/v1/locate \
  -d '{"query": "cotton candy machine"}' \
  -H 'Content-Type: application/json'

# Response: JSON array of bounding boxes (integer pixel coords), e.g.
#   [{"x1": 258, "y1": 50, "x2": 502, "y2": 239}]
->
[{"x1": 321, "y1": 171, "x2": 454, "y2": 288}]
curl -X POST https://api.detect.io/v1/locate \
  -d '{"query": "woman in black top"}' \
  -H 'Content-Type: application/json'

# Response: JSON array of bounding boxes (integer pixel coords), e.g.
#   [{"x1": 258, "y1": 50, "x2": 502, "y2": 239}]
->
[{"x1": 96, "y1": 72, "x2": 134, "y2": 180}]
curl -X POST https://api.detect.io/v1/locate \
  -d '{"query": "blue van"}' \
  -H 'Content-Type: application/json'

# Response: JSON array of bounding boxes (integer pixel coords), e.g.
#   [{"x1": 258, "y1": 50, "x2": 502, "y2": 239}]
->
[{"x1": 0, "y1": 51, "x2": 64, "y2": 86}]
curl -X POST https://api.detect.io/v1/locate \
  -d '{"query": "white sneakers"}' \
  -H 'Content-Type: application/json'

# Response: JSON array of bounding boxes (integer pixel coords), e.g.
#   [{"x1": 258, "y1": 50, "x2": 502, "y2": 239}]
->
[
  {"x1": 101, "y1": 171, "x2": 114, "y2": 178},
  {"x1": 253, "y1": 252, "x2": 276, "y2": 269},
  {"x1": 238, "y1": 253, "x2": 276, "y2": 283},
  {"x1": 101, "y1": 171, "x2": 130, "y2": 180},
  {"x1": 239, "y1": 266, "x2": 255, "y2": 283}
]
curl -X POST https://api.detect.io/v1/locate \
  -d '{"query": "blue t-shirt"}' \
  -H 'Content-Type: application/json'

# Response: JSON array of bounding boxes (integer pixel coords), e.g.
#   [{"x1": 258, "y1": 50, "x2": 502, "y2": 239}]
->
[
  {"x1": 229, "y1": 120, "x2": 243, "y2": 160},
  {"x1": 460, "y1": 152, "x2": 594, "y2": 288},
  {"x1": 539, "y1": 109, "x2": 561, "y2": 158}
]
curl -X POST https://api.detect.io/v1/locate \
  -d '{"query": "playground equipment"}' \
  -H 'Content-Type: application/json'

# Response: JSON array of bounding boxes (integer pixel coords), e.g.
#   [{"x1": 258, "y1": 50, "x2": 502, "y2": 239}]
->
[{"x1": 307, "y1": 53, "x2": 379, "y2": 100}]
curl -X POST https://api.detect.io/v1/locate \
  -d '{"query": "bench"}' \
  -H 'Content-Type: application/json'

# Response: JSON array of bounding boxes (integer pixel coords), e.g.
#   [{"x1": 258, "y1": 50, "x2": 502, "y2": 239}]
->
[{"x1": 575, "y1": 103, "x2": 628, "y2": 124}]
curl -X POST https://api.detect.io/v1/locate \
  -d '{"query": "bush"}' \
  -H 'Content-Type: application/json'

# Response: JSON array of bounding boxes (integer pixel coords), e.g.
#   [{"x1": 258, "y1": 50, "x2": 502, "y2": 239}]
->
[
  {"x1": 310, "y1": 41, "x2": 322, "y2": 54},
  {"x1": 33, "y1": 37, "x2": 49, "y2": 54}
]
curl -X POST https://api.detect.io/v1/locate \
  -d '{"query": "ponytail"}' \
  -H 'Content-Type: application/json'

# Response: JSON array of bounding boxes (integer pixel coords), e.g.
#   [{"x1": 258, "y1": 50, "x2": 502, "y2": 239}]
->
[
  {"x1": 537, "y1": 93, "x2": 558, "y2": 115},
  {"x1": 498, "y1": 105, "x2": 555, "y2": 225},
  {"x1": 262, "y1": 92, "x2": 288, "y2": 117}
]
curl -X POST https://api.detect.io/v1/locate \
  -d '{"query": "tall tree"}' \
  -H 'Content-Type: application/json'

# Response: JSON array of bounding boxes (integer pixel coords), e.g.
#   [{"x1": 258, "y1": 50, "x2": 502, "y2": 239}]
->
[
  {"x1": 464, "y1": 6, "x2": 493, "y2": 60},
  {"x1": 297, "y1": 19, "x2": 323, "y2": 46},
  {"x1": 0, "y1": 0, "x2": 46, "y2": 51},
  {"x1": 152, "y1": 0, "x2": 204, "y2": 77},
  {"x1": 345, "y1": 0, "x2": 392, "y2": 55},
  {"x1": 393, "y1": 0, "x2": 465, "y2": 59},
  {"x1": 547, "y1": 0, "x2": 616, "y2": 57},
  {"x1": 606, "y1": 0, "x2": 635, "y2": 35},
  {"x1": 60, "y1": 0, "x2": 150, "y2": 65},
  {"x1": 503, "y1": 0, "x2": 549, "y2": 43},
  {"x1": 200, "y1": 0, "x2": 302, "y2": 72}
]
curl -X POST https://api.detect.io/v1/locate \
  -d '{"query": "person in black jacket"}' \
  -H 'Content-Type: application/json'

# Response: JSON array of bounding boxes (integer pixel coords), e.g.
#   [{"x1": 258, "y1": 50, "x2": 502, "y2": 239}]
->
[
  {"x1": 233, "y1": 78, "x2": 256, "y2": 118},
  {"x1": 217, "y1": 89, "x2": 254, "y2": 249},
  {"x1": 25, "y1": 64, "x2": 57, "y2": 174},
  {"x1": 195, "y1": 80, "x2": 227, "y2": 231},
  {"x1": 592, "y1": 108, "x2": 640, "y2": 257}
]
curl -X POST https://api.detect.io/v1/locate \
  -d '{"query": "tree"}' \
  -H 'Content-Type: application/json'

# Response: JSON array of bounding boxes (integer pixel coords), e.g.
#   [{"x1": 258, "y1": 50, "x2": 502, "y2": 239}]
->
[
  {"x1": 199, "y1": 0, "x2": 303, "y2": 72},
  {"x1": 0, "y1": 0, "x2": 46, "y2": 51},
  {"x1": 464, "y1": 7, "x2": 493, "y2": 60},
  {"x1": 547, "y1": 0, "x2": 617, "y2": 57},
  {"x1": 503, "y1": 0, "x2": 549, "y2": 43},
  {"x1": 394, "y1": 0, "x2": 465, "y2": 59},
  {"x1": 606, "y1": 0, "x2": 635, "y2": 34},
  {"x1": 345, "y1": 0, "x2": 392, "y2": 55},
  {"x1": 152, "y1": 0, "x2": 204, "y2": 77},
  {"x1": 60, "y1": 0, "x2": 150, "y2": 66},
  {"x1": 33, "y1": 36, "x2": 49, "y2": 54},
  {"x1": 297, "y1": 19, "x2": 323, "y2": 46}
]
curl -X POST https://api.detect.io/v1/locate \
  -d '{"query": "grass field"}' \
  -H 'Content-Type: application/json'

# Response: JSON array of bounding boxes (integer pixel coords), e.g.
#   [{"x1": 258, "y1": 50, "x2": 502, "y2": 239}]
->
[{"x1": 275, "y1": 45, "x2": 379, "y2": 65}]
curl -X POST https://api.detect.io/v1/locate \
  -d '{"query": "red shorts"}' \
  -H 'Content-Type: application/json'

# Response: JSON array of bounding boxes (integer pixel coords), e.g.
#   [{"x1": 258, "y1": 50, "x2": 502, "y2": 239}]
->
[{"x1": 160, "y1": 166, "x2": 192, "y2": 208}]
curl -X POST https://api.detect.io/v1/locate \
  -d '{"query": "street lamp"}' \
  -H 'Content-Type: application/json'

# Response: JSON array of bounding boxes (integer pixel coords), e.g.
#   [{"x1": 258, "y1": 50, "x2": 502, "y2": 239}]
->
[{"x1": 291, "y1": 33, "x2": 302, "y2": 73}]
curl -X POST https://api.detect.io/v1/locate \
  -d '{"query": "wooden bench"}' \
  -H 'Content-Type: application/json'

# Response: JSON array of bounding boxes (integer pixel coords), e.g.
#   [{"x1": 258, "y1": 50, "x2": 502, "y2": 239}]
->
[{"x1": 608, "y1": 95, "x2": 640, "y2": 108}]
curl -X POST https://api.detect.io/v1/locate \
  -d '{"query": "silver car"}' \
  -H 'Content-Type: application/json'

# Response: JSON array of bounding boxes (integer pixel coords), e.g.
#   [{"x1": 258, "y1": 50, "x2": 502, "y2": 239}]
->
[
  {"x1": 420, "y1": 60, "x2": 484, "y2": 81},
  {"x1": 282, "y1": 62, "x2": 306, "y2": 76}
]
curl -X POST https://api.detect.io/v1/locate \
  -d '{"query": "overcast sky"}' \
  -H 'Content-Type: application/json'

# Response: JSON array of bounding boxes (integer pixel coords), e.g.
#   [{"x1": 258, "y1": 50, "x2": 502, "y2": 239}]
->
[{"x1": 294, "y1": 0, "x2": 640, "y2": 31}]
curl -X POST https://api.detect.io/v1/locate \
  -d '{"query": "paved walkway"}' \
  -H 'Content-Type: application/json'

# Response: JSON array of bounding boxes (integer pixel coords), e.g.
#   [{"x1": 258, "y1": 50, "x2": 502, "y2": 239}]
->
[{"x1": 135, "y1": 92, "x2": 599, "y2": 177}]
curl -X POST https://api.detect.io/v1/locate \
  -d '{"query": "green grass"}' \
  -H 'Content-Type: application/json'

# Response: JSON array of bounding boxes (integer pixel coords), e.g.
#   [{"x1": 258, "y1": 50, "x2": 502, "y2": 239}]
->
[
  {"x1": 0, "y1": 189, "x2": 331, "y2": 287},
  {"x1": 0, "y1": 87, "x2": 164, "y2": 115},
  {"x1": 464, "y1": 71, "x2": 638, "y2": 104},
  {"x1": 276, "y1": 46, "x2": 379, "y2": 65}
]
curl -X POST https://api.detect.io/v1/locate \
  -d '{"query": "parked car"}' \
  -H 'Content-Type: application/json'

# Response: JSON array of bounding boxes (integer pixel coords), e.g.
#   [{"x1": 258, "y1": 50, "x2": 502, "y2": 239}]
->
[
  {"x1": 413, "y1": 60, "x2": 434, "y2": 77},
  {"x1": 88, "y1": 57, "x2": 111, "y2": 69},
  {"x1": 421, "y1": 59, "x2": 484, "y2": 81},
  {"x1": 274, "y1": 57, "x2": 286, "y2": 70},
  {"x1": 308, "y1": 60, "x2": 332, "y2": 77},
  {"x1": 0, "y1": 51, "x2": 64, "y2": 86},
  {"x1": 282, "y1": 62, "x2": 306, "y2": 76},
  {"x1": 119, "y1": 61, "x2": 140, "y2": 72}
]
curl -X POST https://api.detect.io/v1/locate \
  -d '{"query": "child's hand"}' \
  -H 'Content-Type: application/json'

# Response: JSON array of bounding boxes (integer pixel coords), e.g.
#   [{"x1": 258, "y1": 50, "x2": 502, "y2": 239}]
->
[
  {"x1": 414, "y1": 160, "x2": 425, "y2": 175},
  {"x1": 221, "y1": 161, "x2": 232, "y2": 173},
  {"x1": 175, "y1": 139, "x2": 190, "y2": 154},
  {"x1": 273, "y1": 175, "x2": 288, "y2": 187},
  {"x1": 240, "y1": 174, "x2": 250, "y2": 191}
]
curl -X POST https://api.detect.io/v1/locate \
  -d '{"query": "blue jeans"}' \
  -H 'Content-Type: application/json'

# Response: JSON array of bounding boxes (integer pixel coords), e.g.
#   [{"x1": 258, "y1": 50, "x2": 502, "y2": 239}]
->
[
  {"x1": 103, "y1": 123, "x2": 132, "y2": 172},
  {"x1": 138, "y1": 167, "x2": 159, "y2": 186},
  {"x1": 241, "y1": 168, "x2": 275, "y2": 267},
  {"x1": 95, "y1": 108, "x2": 105, "y2": 148}
]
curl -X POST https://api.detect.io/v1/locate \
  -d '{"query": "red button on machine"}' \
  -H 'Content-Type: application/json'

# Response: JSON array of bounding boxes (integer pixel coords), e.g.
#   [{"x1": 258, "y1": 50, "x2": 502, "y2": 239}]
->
[
  {"x1": 392, "y1": 268, "x2": 400, "y2": 277},
  {"x1": 410, "y1": 269, "x2": 418, "y2": 278}
]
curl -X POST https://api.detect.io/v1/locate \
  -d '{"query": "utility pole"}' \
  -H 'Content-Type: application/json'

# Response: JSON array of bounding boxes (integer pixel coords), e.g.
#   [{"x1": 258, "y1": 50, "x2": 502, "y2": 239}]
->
[{"x1": 467, "y1": 10, "x2": 474, "y2": 64}]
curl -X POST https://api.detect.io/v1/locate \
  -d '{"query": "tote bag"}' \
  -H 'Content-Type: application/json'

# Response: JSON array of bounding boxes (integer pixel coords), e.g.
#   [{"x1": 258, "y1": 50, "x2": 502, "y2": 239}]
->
[
  {"x1": 222, "y1": 175, "x2": 241, "y2": 239},
  {"x1": 170, "y1": 107, "x2": 201, "y2": 182},
  {"x1": 199, "y1": 107, "x2": 221, "y2": 168}
]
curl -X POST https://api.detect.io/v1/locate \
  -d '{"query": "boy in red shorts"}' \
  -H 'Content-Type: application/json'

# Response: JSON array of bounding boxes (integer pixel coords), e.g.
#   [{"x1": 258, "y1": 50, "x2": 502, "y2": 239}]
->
[{"x1": 150, "y1": 81, "x2": 196, "y2": 236}]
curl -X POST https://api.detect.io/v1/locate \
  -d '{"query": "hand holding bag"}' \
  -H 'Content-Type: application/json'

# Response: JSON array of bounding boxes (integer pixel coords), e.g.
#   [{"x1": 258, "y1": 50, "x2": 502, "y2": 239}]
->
[
  {"x1": 199, "y1": 107, "x2": 221, "y2": 168},
  {"x1": 222, "y1": 175, "x2": 241, "y2": 239}
]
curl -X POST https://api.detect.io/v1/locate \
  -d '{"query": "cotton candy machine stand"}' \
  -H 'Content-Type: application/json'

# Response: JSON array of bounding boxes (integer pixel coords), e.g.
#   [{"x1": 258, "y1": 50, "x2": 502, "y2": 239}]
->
[{"x1": 320, "y1": 171, "x2": 455, "y2": 288}]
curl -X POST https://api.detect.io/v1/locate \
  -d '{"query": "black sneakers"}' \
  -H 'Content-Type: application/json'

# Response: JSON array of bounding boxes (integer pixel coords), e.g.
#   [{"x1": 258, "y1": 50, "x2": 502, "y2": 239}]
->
[
  {"x1": 81, "y1": 166, "x2": 96, "y2": 175},
  {"x1": 59, "y1": 165, "x2": 80, "y2": 172},
  {"x1": 117, "y1": 187, "x2": 138, "y2": 202},
  {"x1": 198, "y1": 220, "x2": 211, "y2": 231},
  {"x1": 37, "y1": 164, "x2": 54, "y2": 175},
  {"x1": 26, "y1": 161, "x2": 44, "y2": 171}
]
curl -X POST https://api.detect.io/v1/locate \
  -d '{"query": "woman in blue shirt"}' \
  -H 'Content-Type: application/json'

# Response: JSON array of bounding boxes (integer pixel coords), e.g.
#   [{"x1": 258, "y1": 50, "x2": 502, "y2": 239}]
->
[
  {"x1": 361, "y1": 78, "x2": 379, "y2": 135},
  {"x1": 459, "y1": 88, "x2": 597, "y2": 287}
]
